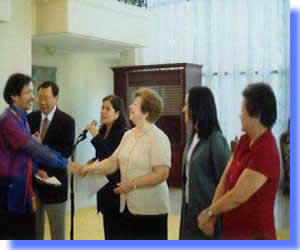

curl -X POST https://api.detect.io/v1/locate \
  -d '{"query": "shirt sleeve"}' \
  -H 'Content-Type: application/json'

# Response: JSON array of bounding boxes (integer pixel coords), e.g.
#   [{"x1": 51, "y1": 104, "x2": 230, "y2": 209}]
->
[
  {"x1": 32, "y1": 161, "x2": 39, "y2": 175},
  {"x1": 24, "y1": 140, "x2": 68, "y2": 170},
  {"x1": 3, "y1": 117, "x2": 68, "y2": 169},
  {"x1": 246, "y1": 144, "x2": 273, "y2": 178},
  {"x1": 2, "y1": 117, "x2": 31, "y2": 150},
  {"x1": 151, "y1": 132, "x2": 171, "y2": 167},
  {"x1": 210, "y1": 132, "x2": 231, "y2": 182},
  {"x1": 110, "y1": 130, "x2": 129, "y2": 160}
]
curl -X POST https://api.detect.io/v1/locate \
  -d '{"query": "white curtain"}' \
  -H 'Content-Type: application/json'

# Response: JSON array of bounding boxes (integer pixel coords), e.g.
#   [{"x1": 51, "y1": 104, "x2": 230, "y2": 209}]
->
[
  {"x1": 143, "y1": 0, "x2": 290, "y2": 230},
  {"x1": 143, "y1": 0, "x2": 290, "y2": 143}
]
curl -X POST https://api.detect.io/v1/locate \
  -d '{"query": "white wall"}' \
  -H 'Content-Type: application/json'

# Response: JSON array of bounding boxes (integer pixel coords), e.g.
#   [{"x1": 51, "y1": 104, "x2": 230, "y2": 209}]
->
[
  {"x1": 33, "y1": 0, "x2": 151, "y2": 48},
  {"x1": 68, "y1": 0, "x2": 151, "y2": 47},
  {"x1": 34, "y1": 0, "x2": 68, "y2": 35},
  {"x1": 0, "y1": 0, "x2": 32, "y2": 110},
  {"x1": 120, "y1": 48, "x2": 144, "y2": 66},
  {"x1": 32, "y1": 49, "x2": 120, "y2": 209},
  {"x1": 0, "y1": 0, "x2": 11, "y2": 22}
]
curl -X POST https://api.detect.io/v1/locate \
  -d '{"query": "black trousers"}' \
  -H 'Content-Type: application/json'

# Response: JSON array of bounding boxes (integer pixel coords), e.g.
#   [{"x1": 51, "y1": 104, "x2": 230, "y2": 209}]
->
[
  {"x1": 120, "y1": 205, "x2": 168, "y2": 240},
  {"x1": 0, "y1": 211, "x2": 35, "y2": 240},
  {"x1": 102, "y1": 212, "x2": 122, "y2": 240}
]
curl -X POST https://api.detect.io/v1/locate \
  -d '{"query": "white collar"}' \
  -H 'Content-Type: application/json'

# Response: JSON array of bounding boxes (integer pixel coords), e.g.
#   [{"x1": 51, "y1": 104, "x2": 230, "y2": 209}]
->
[{"x1": 41, "y1": 106, "x2": 57, "y2": 123}]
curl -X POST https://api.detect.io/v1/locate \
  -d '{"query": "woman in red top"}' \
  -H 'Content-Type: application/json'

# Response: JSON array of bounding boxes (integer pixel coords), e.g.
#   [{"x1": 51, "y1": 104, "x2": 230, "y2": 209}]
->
[{"x1": 197, "y1": 83, "x2": 280, "y2": 240}]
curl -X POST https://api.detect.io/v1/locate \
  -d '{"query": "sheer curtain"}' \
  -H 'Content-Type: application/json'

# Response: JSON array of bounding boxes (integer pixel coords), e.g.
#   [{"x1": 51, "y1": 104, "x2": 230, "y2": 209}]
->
[
  {"x1": 143, "y1": 0, "x2": 290, "y2": 230},
  {"x1": 144, "y1": 0, "x2": 289, "y2": 143}
]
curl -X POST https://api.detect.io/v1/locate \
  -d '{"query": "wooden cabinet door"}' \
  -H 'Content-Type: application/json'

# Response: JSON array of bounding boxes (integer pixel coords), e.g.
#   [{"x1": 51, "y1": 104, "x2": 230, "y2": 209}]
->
[{"x1": 112, "y1": 63, "x2": 202, "y2": 187}]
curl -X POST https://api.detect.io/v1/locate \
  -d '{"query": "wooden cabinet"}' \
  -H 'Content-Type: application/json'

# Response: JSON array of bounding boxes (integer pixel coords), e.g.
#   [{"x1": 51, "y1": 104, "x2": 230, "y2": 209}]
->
[{"x1": 112, "y1": 63, "x2": 202, "y2": 187}]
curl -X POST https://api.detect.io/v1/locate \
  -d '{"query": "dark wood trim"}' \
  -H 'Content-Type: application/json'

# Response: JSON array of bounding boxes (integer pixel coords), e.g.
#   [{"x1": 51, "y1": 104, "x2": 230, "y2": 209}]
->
[{"x1": 112, "y1": 63, "x2": 202, "y2": 72}]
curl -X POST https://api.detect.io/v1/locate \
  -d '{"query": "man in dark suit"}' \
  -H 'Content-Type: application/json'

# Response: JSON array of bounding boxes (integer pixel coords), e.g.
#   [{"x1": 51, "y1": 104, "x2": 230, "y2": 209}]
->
[{"x1": 28, "y1": 81, "x2": 75, "y2": 240}]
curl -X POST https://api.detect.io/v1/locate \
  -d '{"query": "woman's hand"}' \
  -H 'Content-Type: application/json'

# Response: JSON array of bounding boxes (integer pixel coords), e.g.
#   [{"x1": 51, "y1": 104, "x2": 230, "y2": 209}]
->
[
  {"x1": 68, "y1": 161, "x2": 84, "y2": 176},
  {"x1": 86, "y1": 158, "x2": 94, "y2": 165},
  {"x1": 79, "y1": 160, "x2": 101, "y2": 177},
  {"x1": 200, "y1": 219, "x2": 215, "y2": 237},
  {"x1": 86, "y1": 122, "x2": 99, "y2": 137},
  {"x1": 197, "y1": 209, "x2": 216, "y2": 237},
  {"x1": 197, "y1": 209, "x2": 210, "y2": 228},
  {"x1": 113, "y1": 181, "x2": 134, "y2": 194},
  {"x1": 79, "y1": 163, "x2": 95, "y2": 177}
]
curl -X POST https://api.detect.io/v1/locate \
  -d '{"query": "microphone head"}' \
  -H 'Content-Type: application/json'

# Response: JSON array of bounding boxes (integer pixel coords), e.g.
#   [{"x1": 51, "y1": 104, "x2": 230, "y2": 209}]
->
[
  {"x1": 79, "y1": 120, "x2": 99, "y2": 139},
  {"x1": 91, "y1": 120, "x2": 98, "y2": 126}
]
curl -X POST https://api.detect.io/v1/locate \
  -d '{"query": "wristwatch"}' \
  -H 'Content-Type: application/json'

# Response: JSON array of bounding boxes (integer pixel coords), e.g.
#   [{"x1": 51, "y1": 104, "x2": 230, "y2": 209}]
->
[{"x1": 207, "y1": 209, "x2": 214, "y2": 218}]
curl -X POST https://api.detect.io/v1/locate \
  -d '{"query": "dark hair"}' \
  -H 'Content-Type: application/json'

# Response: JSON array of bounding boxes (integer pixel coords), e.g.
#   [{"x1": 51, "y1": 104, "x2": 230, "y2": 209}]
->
[
  {"x1": 242, "y1": 83, "x2": 277, "y2": 128},
  {"x1": 188, "y1": 86, "x2": 222, "y2": 139},
  {"x1": 134, "y1": 88, "x2": 163, "y2": 123},
  {"x1": 37, "y1": 81, "x2": 59, "y2": 97},
  {"x1": 3, "y1": 73, "x2": 32, "y2": 105},
  {"x1": 99, "y1": 95, "x2": 129, "y2": 136}
]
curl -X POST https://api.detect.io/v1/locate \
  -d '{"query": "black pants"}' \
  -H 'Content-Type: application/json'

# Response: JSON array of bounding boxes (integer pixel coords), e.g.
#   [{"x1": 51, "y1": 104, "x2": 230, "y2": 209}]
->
[
  {"x1": 0, "y1": 211, "x2": 35, "y2": 240},
  {"x1": 120, "y1": 205, "x2": 168, "y2": 240},
  {"x1": 102, "y1": 212, "x2": 122, "y2": 240}
]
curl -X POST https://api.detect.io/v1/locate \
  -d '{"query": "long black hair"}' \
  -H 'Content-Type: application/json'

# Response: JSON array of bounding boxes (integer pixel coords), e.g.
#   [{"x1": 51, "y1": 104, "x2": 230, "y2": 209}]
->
[
  {"x1": 188, "y1": 86, "x2": 222, "y2": 139},
  {"x1": 99, "y1": 95, "x2": 129, "y2": 137}
]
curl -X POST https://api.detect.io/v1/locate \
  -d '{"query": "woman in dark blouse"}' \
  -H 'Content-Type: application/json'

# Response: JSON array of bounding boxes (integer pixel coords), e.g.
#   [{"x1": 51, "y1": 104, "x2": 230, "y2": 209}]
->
[{"x1": 86, "y1": 95, "x2": 129, "y2": 240}]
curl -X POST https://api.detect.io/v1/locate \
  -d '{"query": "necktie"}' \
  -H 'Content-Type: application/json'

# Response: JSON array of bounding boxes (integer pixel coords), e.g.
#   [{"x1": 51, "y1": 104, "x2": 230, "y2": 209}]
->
[{"x1": 40, "y1": 117, "x2": 49, "y2": 142}]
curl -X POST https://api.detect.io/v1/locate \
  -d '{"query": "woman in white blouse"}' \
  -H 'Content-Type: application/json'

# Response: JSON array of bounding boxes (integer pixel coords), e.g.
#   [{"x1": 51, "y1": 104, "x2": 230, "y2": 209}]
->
[{"x1": 80, "y1": 88, "x2": 171, "y2": 240}]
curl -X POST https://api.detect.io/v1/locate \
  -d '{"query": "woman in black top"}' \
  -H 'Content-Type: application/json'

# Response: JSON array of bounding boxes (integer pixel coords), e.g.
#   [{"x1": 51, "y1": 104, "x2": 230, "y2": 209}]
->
[{"x1": 86, "y1": 95, "x2": 129, "y2": 240}]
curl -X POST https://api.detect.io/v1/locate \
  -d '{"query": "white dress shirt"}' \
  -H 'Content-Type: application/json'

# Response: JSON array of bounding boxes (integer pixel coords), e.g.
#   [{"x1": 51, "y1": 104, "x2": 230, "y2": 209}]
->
[{"x1": 185, "y1": 134, "x2": 200, "y2": 203}]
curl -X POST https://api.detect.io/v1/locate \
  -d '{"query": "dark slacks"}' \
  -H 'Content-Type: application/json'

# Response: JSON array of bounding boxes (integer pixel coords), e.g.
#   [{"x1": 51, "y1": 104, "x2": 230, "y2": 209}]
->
[
  {"x1": 102, "y1": 212, "x2": 122, "y2": 240},
  {"x1": 0, "y1": 211, "x2": 35, "y2": 240},
  {"x1": 120, "y1": 205, "x2": 168, "y2": 240}
]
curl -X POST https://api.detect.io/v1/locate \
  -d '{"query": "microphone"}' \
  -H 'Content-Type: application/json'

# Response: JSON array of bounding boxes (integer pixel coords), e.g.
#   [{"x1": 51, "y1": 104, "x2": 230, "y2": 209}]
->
[{"x1": 79, "y1": 120, "x2": 98, "y2": 139}]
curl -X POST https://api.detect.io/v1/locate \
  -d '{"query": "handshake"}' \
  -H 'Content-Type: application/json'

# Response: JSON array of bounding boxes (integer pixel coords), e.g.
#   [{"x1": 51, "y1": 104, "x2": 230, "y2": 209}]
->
[{"x1": 67, "y1": 161, "x2": 93, "y2": 177}]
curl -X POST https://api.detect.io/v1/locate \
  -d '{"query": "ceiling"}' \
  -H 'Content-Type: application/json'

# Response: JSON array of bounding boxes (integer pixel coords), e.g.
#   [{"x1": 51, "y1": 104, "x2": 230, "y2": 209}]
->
[{"x1": 32, "y1": 33, "x2": 137, "y2": 59}]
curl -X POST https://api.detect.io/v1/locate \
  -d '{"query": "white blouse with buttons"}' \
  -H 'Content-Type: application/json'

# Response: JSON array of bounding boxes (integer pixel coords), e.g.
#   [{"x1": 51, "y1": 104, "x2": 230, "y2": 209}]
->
[{"x1": 111, "y1": 123, "x2": 171, "y2": 215}]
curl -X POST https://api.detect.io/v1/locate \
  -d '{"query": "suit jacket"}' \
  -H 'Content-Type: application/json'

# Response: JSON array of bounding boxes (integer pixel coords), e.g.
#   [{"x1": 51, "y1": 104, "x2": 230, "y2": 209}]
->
[
  {"x1": 90, "y1": 125, "x2": 126, "y2": 215},
  {"x1": 179, "y1": 130, "x2": 230, "y2": 240},
  {"x1": 28, "y1": 108, "x2": 75, "y2": 203}
]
